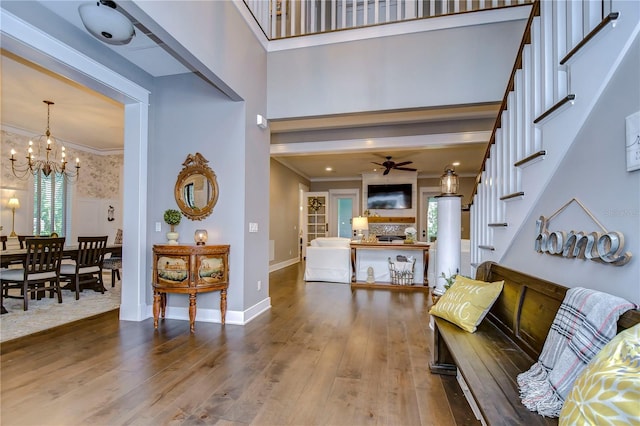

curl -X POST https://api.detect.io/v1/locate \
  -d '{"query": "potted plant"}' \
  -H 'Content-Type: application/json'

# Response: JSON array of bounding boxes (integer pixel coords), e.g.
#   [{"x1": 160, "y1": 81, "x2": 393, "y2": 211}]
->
[
  {"x1": 431, "y1": 271, "x2": 458, "y2": 305},
  {"x1": 164, "y1": 209, "x2": 182, "y2": 244}
]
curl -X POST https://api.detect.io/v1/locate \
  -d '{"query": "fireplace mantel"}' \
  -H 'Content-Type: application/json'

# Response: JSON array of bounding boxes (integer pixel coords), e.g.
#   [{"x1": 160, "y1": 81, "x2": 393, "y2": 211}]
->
[{"x1": 367, "y1": 217, "x2": 415, "y2": 224}]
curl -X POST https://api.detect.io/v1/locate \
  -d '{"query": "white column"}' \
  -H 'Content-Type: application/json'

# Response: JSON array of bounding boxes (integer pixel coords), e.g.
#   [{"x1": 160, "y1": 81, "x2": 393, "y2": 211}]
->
[{"x1": 434, "y1": 195, "x2": 462, "y2": 295}]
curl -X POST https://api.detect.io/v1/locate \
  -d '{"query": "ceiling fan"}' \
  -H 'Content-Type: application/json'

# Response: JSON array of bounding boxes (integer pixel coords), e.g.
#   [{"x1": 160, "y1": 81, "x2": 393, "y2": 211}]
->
[{"x1": 372, "y1": 156, "x2": 417, "y2": 175}]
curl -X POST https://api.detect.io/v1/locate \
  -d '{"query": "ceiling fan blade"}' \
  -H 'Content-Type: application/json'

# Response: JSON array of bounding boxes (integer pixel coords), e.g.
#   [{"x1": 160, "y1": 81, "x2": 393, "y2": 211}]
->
[
  {"x1": 393, "y1": 161, "x2": 413, "y2": 167},
  {"x1": 394, "y1": 167, "x2": 417, "y2": 171},
  {"x1": 371, "y1": 162, "x2": 385, "y2": 166},
  {"x1": 383, "y1": 168, "x2": 391, "y2": 175}
]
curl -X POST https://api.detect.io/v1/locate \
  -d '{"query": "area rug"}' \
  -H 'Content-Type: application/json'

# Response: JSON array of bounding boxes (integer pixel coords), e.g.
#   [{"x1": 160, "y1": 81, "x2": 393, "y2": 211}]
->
[{"x1": 0, "y1": 274, "x2": 120, "y2": 343}]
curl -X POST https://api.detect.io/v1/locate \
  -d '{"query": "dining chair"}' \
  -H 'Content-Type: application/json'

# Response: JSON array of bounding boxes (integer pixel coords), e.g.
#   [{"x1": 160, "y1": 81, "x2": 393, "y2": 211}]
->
[
  {"x1": 0, "y1": 237, "x2": 66, "y2": 311},
  {"x1": 17, "y1": 235, "x2": 34, "y2": 249},
  {"x1": 59, "y1": 236, "x2": 108, "y2": 300},
  {"x1": 0, "y1": 235, "x2": 7, "y2": 251},
  {"x1": 102, "y1": 229, "x2": 122, "y2": 287}
]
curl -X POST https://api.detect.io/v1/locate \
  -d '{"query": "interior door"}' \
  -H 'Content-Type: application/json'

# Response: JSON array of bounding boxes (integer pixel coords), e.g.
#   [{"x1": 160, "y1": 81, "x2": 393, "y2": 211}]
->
[
  {"x1": 303, "y1": 191, "x2": 329, "y2": 257},
  {"x1": 329, "y1": 189, "x2": 360, "y2": 238},
  {"x1": 420, "y1": 187, "x2": 440, "y2": 242}
]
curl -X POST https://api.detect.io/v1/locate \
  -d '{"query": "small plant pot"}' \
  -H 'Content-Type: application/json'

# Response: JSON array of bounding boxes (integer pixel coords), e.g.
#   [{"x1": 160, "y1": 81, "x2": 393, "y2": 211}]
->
[{"x1": 166, "y1": 231, "x2": 179, "y2": 245}]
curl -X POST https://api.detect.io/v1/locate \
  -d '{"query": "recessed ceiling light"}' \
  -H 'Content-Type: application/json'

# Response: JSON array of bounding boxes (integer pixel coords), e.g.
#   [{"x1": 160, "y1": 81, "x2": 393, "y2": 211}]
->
[
  {"x1": 325, "y1": 167, "x2": 333, "y2": 172},
  {"x1": 452, "y1": 161, "x2": 461, "y2": 166}
]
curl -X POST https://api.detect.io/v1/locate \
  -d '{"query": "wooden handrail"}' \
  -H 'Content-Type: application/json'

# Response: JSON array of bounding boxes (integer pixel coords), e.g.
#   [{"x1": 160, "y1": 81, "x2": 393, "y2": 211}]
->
[
  {"x1": 471, "y1": 2, "x2": 615, "y2": 202},
  {"x1": 471, "y1": 0, "x2": 540, "y2": 200}
]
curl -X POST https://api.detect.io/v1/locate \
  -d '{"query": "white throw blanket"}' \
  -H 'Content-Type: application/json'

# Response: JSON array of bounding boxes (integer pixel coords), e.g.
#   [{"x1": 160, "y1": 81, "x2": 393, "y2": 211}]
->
[{"x1": 517, "y1": 287, "x2": 637, "y2": 418}]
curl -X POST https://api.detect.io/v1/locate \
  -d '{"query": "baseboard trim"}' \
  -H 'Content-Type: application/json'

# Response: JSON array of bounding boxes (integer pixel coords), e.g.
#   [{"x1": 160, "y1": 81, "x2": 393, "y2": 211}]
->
[
  {"x1": 269, "y1": 257, "x2": 299, "y2": 272},
  {"x1": 143, "y1": 296, "x2": 272, "y2": 326}
]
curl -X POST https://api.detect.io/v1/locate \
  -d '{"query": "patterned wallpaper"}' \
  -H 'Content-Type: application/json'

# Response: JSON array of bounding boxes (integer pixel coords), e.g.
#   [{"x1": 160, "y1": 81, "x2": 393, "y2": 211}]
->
[{"x1": 1, "y1": 130, "x2": 123, "y2": 199}]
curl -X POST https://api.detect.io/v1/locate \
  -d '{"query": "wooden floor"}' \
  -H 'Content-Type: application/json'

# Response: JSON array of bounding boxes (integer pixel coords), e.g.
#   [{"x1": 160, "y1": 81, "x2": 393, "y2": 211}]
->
[{"x1": 0, "y1": 263, "x2": 478, "y2": 426}]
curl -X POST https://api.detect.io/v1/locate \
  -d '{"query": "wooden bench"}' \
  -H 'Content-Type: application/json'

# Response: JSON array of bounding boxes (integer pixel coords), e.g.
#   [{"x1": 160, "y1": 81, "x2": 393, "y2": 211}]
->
[{"x1": 430, "y1": 261, "x2": 640, "y2": 426}]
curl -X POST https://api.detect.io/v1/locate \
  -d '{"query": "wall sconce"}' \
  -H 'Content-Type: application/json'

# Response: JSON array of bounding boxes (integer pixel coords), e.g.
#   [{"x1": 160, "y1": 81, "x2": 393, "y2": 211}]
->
[
  {"x1": 440, "y1": 165, "x2": 459, "y2": 195},
  {"x1": 257, "y1": 114, "x2": 268, "y2": 129},
  {"x1": 194, "y1": 229, "x2": 208, "y2": 245},
  {"x1": 352, "y1": 216, "x2": 369, "y2": 241},
  {"x1": 8, "y1": 197, "x2": 20, "y2": 237}
]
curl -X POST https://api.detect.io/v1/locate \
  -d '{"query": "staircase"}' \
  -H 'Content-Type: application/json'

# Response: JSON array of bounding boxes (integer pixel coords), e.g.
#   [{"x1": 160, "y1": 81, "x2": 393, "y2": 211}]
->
[{"x1": 470, "y1": 0, "x2": 640, "y2": 270}]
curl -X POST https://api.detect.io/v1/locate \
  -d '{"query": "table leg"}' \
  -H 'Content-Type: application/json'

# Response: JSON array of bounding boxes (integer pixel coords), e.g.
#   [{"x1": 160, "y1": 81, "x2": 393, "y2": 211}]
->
[
  {"x1": 350, "y1": 247, "x2": 356, "y2": 282},
  {"x1": 160, "y1": 293, "x2": 167, "y2": 318},
  {"x1": 189, "y1": 293, "x2": 196, "y2": 332},
  {"x1": 153, "y1": 291, "x2": 161, "y2": 329},
  {"x1": 220, "y1": 289, "x2": 227, "y2": 325},
  {"x1": 423, "y1": 249, "x2": 430, "y2": 285}
]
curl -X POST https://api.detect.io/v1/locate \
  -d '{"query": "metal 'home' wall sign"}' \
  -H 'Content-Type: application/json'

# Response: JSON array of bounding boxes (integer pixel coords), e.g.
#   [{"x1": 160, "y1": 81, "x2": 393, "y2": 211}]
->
[{"x1": 534, "y1": 199, "x2": 632, "y2": 266}]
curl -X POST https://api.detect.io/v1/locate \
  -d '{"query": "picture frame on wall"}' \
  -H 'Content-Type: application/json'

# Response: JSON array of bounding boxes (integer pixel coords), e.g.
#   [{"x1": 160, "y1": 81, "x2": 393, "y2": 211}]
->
[{"x1": 626, "y1": 111, "x2": 640, "y2": 172}]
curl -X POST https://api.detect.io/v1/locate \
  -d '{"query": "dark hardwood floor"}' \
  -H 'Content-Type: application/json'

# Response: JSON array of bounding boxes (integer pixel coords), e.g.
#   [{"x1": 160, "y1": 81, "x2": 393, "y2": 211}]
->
[{"x1": 0, "y1": 263, "x2": 478, "y2": 426}]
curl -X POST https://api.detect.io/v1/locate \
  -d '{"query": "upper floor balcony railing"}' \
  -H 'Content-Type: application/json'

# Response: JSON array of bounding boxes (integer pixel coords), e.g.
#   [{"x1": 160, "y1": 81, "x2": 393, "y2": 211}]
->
[{"x1": 244, "y1": 0, "x2": 534, "y2": 40}]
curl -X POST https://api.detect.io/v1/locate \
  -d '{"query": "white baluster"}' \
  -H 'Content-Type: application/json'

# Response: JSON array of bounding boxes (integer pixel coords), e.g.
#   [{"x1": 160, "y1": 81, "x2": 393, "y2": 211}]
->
[
  {"x1": 330, "y1": 0, "x2": 336, "y2": 30},
  {"x1": 552, "y1": 0, "x2": 567, "y2": 100},
  {"x1": 291, "y1": 0, "x2": 297, "y2": 35},
  {"x1": 540, "y1": 0, "x2": 554, "y2": 110},
  {"x1": 522, "y1": 43, "x2": 534, "y2": 157}
]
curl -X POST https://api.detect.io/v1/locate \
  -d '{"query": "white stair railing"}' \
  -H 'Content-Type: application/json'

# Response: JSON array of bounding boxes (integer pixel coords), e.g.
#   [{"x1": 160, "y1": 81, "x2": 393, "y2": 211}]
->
[
  {"x1": 471, "y1": 0, "x2": 628, "y2": 271},
  {"x1": 244, "y1": 0, "x2": 533, "y2": 40}
]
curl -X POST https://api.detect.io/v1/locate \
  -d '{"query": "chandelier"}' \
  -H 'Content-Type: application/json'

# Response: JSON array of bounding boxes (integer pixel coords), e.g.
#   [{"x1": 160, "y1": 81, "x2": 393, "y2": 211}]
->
[{"x1": 9, "y1": 100, "x2": 80, "y2": 181}]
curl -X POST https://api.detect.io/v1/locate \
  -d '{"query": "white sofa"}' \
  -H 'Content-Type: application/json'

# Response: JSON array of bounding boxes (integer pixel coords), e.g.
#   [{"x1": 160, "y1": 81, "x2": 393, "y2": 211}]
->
[{"x1": 303, "y1": 237, "x2": 351, "y2": 283}]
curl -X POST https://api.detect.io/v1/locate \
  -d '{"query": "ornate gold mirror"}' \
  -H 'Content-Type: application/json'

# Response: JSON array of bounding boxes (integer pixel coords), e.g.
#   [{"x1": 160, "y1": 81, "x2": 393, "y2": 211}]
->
[{"x1": 174, "y1": 153, "x2": 219, "y2": 221}]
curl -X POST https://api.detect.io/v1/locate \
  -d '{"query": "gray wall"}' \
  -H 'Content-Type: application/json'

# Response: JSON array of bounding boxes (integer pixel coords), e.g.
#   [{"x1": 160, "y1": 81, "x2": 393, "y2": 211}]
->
[
  {"x1": 134, "y1": 1, "x2": 271, "y2": 311},
  {"x1": 149, "y1": 73, "x2": 246, "y2": 311},
  {"x1": 267, "y1": 19, "x2": 526, "y2": 119},
  {"x1": 269, "y1": 159, "x2": 309, "y2": 266},
  {"x1": 502, "y1": 34, "x2": 640, "y2": 304}
]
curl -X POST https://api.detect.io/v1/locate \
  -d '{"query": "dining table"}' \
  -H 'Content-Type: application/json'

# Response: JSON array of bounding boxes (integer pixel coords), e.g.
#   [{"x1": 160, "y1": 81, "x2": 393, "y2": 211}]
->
[{"x1": 0, "y1": 244, "x2": 122, "y2": 314}]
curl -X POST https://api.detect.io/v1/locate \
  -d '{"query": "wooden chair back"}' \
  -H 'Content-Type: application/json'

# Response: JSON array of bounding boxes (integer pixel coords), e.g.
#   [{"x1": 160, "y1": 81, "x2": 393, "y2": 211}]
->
[
  {"x1": 18, "y1": 235, "x2": 35, "y2": 249},
  {"x1": 24, "y1": 237, "x2": 66, "y2": 276},
  {"x1": 75, "y1": 236, "x2": 108, "y2": 269},
  {"x1": 0, "y1": 235, "x2": 6, "y2": 250}
]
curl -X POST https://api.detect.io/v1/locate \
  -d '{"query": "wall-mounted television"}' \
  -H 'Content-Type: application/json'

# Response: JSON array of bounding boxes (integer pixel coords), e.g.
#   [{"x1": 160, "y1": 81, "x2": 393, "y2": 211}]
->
[{"x1": 367, "y1": 184, "x2": 412, "y2": 209}]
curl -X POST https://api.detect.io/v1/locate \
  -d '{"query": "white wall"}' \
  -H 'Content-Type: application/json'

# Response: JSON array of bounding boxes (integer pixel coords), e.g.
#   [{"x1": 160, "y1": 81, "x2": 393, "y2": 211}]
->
[
  {"x1": 501, "y1": 33, "x2": 640, "y2": 304},
  {"x1": 267, "y1": 18, "x2": 526, "y2": 119}
]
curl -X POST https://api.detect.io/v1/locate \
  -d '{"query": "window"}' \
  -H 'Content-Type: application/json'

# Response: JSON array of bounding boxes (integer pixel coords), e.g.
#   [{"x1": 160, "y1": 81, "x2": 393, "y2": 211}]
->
[
  {"x1": 427, "y1": 197, "x2": 438, "y2": 242},
  {"x1": 33, "y1": 171, "x2": 67, "y2": 236}
]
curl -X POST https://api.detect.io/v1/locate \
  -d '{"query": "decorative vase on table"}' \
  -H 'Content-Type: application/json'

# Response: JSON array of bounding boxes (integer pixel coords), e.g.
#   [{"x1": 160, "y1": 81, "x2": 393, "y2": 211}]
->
[
  {"x1": 166, "y1": 226, "x2": 179, "y2": 245},
  {"x1": 164, "y1": 209, "x2": 182, "y2": 245},
  {"x1": 404, "y1": 227, "x2": 417, "y2": 244}
]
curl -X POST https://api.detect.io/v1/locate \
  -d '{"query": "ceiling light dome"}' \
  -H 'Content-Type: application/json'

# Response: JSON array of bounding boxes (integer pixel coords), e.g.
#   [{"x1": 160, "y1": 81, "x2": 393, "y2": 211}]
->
[{"x1": 78, "y1": 1, "x2": 135, "y2": 45}]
